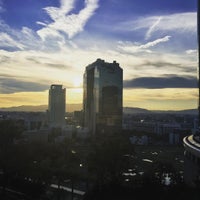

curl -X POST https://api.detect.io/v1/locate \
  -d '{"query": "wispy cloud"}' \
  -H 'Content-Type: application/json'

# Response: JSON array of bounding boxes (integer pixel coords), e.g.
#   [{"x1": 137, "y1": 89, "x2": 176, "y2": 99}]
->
[
  {"x1": 44, "y1": 0, "x2": 75, "y2": 21},
  {"x1": 118, "y1": 12, "x2": 196, "y2": 39},
  {"x1": 145, "y1": 16, "x2": 162, "y2": 40},
  {"x1": 0, "y1": 32, "x2": 25, "y2": 50},
  {"x1": 37, "y1": 0, "x2": 99, "y2": 40},
  {"x1": 0, "y1": 0, "x2": 99, "y2": 51},
  {"x1": 186, "y1": 49, "x2": 197, "y2": 54},
  {"x1": 118, "y1": 36, "x2": 171, "y2": 54},
  {"x1": 140, "y1": 36, "x2": 171, "y2": 48},
  {"x1": 0, "y1": 20, "x2": 42, "y2": 51}
]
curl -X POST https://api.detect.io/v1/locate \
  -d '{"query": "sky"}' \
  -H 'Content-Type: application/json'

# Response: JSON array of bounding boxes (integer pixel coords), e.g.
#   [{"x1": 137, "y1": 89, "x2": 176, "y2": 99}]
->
[{"x1": 0, "y1": 0, "x2": 198, "y2": 111}]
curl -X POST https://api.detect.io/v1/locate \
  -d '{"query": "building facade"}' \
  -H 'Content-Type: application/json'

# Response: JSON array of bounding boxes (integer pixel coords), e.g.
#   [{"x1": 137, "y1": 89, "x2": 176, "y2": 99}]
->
[
  {"x1": 48, "y1": 84, "x2": 66, "y2": 127},
  {"x1": 83, "y1": 59, "x2": 123, "y2": 134},
  {"x1": 183, "y1": 134, "x2": 200, "y2": 186},
  {"x1": 183, "y1": 1, "x2": 200, "y2": 187}
]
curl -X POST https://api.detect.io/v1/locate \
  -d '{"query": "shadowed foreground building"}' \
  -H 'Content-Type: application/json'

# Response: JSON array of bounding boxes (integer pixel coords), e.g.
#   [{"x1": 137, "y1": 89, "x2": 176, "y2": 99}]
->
[
  {"x1": 83, "y1": 59, "x2": 123, "y2": 135},
  {"x1": 183, "y1": 134, "x2": 200, "y2": 186},
  {"x1": 48, "y1": 84, "x2": 66, "y2": 128},
  {"x1": 183, "y1": 1, "x2": 200, "y2": 187}
]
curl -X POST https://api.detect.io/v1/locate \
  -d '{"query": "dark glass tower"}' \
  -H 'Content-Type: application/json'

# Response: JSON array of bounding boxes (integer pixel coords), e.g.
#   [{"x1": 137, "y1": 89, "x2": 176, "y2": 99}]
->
[{"x1": 83, "y1": 59, "x2": 123, "y2": 135}]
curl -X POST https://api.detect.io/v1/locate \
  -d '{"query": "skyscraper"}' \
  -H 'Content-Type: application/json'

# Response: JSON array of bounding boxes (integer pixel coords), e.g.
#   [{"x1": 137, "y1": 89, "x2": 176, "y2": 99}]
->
[
  {"x1": 48, "y1": 84, "x2": 66, "y2": 127},
  {"x1": 83, "y1": 59, "x2": 123, "y2": 134}
]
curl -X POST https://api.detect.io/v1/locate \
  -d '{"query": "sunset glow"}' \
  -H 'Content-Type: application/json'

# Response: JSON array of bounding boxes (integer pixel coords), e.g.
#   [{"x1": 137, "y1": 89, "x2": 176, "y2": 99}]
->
[{"x1": 0, "y1": 0, "x2": 197, "y2": 111}]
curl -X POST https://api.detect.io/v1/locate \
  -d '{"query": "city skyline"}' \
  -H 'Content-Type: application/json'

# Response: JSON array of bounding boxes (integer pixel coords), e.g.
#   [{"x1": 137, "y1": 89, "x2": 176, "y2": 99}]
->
[{"x1": 0, "y1": 0, "x2": 198, "y2": 111}]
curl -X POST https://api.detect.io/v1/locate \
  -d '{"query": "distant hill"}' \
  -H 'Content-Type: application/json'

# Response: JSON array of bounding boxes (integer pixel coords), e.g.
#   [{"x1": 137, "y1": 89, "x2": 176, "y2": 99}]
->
[
  {"x1": 123, "y1": 107, "x2": 151, "y2": 114},
  {"x1": 152, "y1": 109, "x2": 198, "y2": 115},
  {"x1": 0, "y1": 104, "x2": 82, "y2": 113},
  {"x1": 0, "y1": 105, "x2": 48, "y2": 112},
  {"x1": 0, "y1": 105, "x2": 197, "y2": 115},
  {"x1": 123, "y1": 107, "x2": 198, "y2": 115}
]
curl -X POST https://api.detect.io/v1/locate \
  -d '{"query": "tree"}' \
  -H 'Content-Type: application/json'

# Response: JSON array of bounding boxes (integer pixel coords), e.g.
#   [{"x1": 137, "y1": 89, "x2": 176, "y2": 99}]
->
[
  {"x1": 87, "y1": 133, "x2": 134, "y2": 188},
  {"x1": 0, "y1": 119, "x2": 24, "y2": 196}
]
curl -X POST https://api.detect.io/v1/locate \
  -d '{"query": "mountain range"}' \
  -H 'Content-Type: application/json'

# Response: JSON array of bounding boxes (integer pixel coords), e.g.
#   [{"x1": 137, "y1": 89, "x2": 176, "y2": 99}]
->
[
  {"x1": 0, "y1": 104, "x2": 198, "y2": 115},
  {"x1": 123, "y1": 107, "x2": 197, "y2": 115},
  {"x1": 0, "y1": 104, "x2": 82, "y2": 113}
]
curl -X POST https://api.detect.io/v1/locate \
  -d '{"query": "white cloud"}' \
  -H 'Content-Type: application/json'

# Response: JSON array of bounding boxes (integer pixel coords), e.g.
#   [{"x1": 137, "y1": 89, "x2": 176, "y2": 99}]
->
[
  {"x1": 0, "y1": 32, "x2": 25, "y2": 50},
  {"x1": 0, "y1": 20, "x2": 43, "y2": 51},
  {"x1": 0, "y1": 1, "x2": 195, "y2": 97},
  {"x1": 37, "y1": 0, "x2": 99, "y2": 40},
  {"x1": 36, "y1": 21, "x2": 47, "y2": 26},
  {"x1": 186, "y1": 49, "x2": 197, "y2": 54},
  {"x1": 0, "y1": 33, "x2": 196, "y2": 102},
  {"x1": 145, "y1": 17, "x2": 162, "y2": 40},
  {"x1": 118, "y1": 36, "x2": 171, "y2": 54},
  {"x1": 43, "y1": 0, "x2": 74, "y2": 22},
  {"x1": 157, "y1": 12, "x2": 196, "y2": 32},
  {"x1": 0, "y1": 19, "x2": 69, "y2": 52},
  {"x1": 119, "y1": 12, "x2": 196, "y2": 39},
  {"x1": 140, "y1": 36, "x2": 171, "y2": 48},
  {"x1": 0, "y1": 1, "x2": 197, "y2": 110}
]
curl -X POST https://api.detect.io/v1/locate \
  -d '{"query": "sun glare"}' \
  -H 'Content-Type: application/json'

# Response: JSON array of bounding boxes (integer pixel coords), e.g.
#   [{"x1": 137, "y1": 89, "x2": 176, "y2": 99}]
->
[{"x1": 73, "y1": 78, "x2": 82, "y2": 88}]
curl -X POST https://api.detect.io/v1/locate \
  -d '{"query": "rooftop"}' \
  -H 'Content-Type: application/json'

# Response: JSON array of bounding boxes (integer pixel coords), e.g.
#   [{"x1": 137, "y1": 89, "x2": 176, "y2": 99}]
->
[{"x1": 183, "y1": 135, "x2": 200, "y2": 157}]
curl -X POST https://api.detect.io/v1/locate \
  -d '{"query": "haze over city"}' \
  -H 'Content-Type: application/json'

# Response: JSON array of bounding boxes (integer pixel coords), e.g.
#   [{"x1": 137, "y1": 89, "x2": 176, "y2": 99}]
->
[{"x1": 0, "y1": 0, "x2": 197, "y2": 110}]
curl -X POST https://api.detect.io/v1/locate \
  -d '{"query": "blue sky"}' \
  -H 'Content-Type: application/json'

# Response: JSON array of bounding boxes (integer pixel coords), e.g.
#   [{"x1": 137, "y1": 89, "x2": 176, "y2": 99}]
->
[{"x1": 0, "y1": 0, "x2": 198, "y2": 110}]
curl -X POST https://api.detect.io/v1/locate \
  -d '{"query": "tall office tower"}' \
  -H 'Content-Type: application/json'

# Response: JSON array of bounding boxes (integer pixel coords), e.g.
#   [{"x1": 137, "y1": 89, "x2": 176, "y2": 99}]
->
[
  {"x1": 48, "y1": 84, "x2": 66, "y2": 127},
  {"x1": 83, "y1": 59, "x2": 123, "y2": 135},
  {"x1": 183, "y1": 1, "x2": 200, "y2": 186}
]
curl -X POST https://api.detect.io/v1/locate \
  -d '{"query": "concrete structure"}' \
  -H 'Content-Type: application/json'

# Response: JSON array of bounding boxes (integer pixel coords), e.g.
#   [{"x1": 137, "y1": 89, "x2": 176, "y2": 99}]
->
[
  {"x1": 48, "y1": 84, "x2": 66, "y2": 128},
  {"x1": 83, "y1": 59, "x2": 123, "y2": 134},
  {"x1": 183, "y1": 135, "x2": 200, "y2": 186}
]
